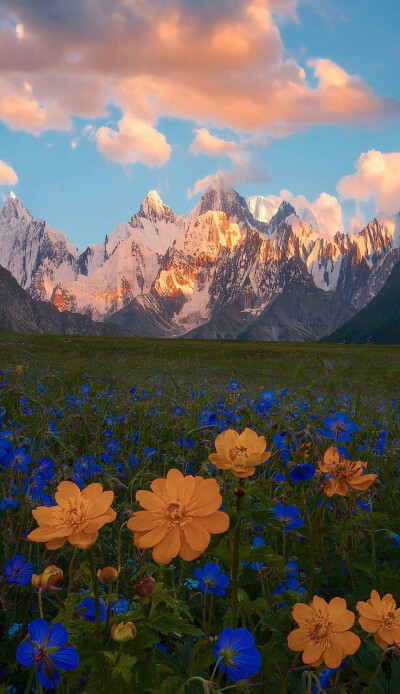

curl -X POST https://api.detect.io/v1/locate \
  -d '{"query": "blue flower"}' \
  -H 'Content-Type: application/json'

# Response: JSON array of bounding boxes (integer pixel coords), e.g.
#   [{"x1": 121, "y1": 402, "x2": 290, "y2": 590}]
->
[
  {"x1": 111, "y1": 597, "x2": 130, "y2": 614},
  {"x1": 271, "y1": 504, "x2": 304, "y2": 531},
  {"x1": 228, "y1": 381, "x2": 241, "y2": 392},
  {"x1": 390, "y1": 533, "x2": 400, "y2": 547},
  {"x1": 289, "y1": 463, "x2": 316, "y2": 483},
  {"x1": 214, "y1": 627, "x2": 261, "y2": 683},
  {"x1": 323, "y1": 413, "x2": 357, "y2": 443},
  {"x1": 8, "y1": 623, "x2": 22, "y2": 637},
  {"x1": 77, "y1": 597, "x2": 107, "y2": 623},
  {"x1": 193, "y1": 563, "x2": 230, "y2": 597},
  {"x1": 4, "y1": 555, "x2": 34, "y2": 585},
  {"x1": 16, "y1": 619, "x2": 79, "y2": 690}
]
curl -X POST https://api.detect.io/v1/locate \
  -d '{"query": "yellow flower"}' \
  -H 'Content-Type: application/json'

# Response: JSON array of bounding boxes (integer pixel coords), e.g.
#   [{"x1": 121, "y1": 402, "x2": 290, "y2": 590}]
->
[
  {"x1": 357, "y1": 590, "x2": 400, "y2": 649},
  {"x1": 97, "y1": 566, "x2": 120, "y2": 584},
  {"x1": 318, "y1": 447, "x2": 377, "y2": 497},
  {"x1": 127, "y1": 468, "x2": 230, "y2": 564},
  {"x1": 288, "y1": 596, "x2": 361, "y2": 668},
  {"x1": 28, "y1": 481, "x2": 116, "y2": 550},
  {"x1": 111, "y1": 622, "x2": 137, "y2": 642},
  {"x1": 31, "y1": 565, "x2": 63, "y2": 589},
  {"x1": 208, "y1": 428, "x2": 270, "y2": 478}
]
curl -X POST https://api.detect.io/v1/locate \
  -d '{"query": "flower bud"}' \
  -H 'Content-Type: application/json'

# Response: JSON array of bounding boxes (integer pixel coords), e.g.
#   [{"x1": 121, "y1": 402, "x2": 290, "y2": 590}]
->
[
  {"x1": 31, "y1": 565, "x2": 63, "y2": 589},
  {"x1": 111, "y1": 621, "x2": 137, "y2": 642},
  {"x1": 97, "y1": 566, "x2": 120, "y2": 584},
  {"x1": 134, "y1": 575, "x2": 156, "y2": 598},
  {"x1": 234, "y1": 487, "x2": 246, "y2": 499}
]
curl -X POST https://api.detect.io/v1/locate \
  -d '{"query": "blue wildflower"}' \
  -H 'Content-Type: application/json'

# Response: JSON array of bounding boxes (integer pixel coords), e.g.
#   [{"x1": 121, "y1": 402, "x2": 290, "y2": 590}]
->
[
  {"x1": 271, "y1": 504, "x2": 304, "y2": 531},
  {"x1": 214, "y1": 627, "x2": 261, "y2": 683},
  {"x1": 193, "y1": 563, "x2": 230, "y2": 597},
  {"x1": 16, "y1": 619, "x2": 79, "y2": 690},
  {"x1": 323, "y1": 413, "x2": 357, "y2": 443},
  {"x1": 289, "y1": 463, "x2": 316, "y2": 483},
  {"x1": 4, "y1": 555, "x2": 34, "y2": 585},
  {"x1": 77, "y1": 597, "x2": 107, "y2": 623}
]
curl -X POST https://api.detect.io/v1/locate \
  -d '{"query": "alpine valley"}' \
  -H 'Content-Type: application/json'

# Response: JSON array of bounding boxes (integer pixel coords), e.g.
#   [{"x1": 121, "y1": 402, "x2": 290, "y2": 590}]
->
[{"x1": 1, "y1": 181, "x2": 399, "y2": 340}]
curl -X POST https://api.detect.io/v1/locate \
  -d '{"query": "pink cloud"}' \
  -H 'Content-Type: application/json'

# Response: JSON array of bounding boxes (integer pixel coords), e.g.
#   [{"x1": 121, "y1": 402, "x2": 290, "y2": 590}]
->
[
  {"x1": 190, "y1": 129, "x2": 239, "y2": 158},
  {"x1": 0, "y1": 0, "x2": 397, "y2": 159},
  {"x1": 337, "y1": 150, "x2": 400, "y2": 215},
  {"x1": 0, "y1": 159, "x2": 18, "y2": 186},
  {"x1": 280, "y1": 189, "x2": 343, "y2": 236},
  {"x1": 96, "y1": 115, "x2": 171, "y2": 167}
]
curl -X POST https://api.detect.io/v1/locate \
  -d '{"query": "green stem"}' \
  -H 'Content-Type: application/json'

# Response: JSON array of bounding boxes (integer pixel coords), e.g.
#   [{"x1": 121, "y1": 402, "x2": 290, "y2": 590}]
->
[
  {"x1": 305, "y1": 499, "x2": 326, "y2": 602},
  {"x1": 87, "y1": 547, "x2": 100, "y2": 636},
  {"x1": 38, "y1": 589, "x2": 44, "y2": 619},
  {"x1": 366, "y1": 648, "x2": 393, "y2": 693},
  {"x1": 230, "y1": 516, "x2": 241, "y2": 629},
  {"x1": 114, "y1": 643, "x2": 123, "y2": 666},
  {"x1": 68, "y1": 547, "x2": 77, "y2": 597}
]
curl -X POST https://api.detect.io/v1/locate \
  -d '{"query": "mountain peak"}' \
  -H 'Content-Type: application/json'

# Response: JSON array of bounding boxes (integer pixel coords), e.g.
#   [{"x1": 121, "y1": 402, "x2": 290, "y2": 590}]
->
[
  {"x1": 1, "y1": 191, "x2": 32, "y2": 222},
  {"x1": 139, "y1": 190, "x2": 167, "y2": 220}
]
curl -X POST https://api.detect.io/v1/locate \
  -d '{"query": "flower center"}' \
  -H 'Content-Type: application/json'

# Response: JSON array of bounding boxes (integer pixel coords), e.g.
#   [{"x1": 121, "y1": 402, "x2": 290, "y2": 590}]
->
[
  {"x1": 166, "y1": 502, "x2": 184, "y2": 523},
  {"x1": 383, "y1": 611, "x2": 396, "y2": 629},
  {"x1": 307, "y1": 617, "x2": 333, "y2": 648},
  {"x1": 231, "y1": 445, "x2": 248, "y2": 460},
  {"x1": 57, "y1": 496, "x2": 92, "y2": 526},
  {"x1": 33, "y1": 647, "x2": 46, "y2": 663}
]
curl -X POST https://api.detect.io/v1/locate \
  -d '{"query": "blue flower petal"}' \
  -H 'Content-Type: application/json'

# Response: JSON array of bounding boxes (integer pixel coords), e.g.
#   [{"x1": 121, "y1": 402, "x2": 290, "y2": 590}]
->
[
  {"x1": 38, "y1": 662, "x2": 60, "y2": 690},
  {"x1": 50, "y1": 646, "x2": 79, "y2": 671},
  {"x1": 28, "y1": 619, "x2": 49, "y2": 647},
  {"x1": 16, "y1": 641, "x2": 36, "y2": 666},
  {"x1": 47, "y1": 622, "x2": 69, "y2": 650}
]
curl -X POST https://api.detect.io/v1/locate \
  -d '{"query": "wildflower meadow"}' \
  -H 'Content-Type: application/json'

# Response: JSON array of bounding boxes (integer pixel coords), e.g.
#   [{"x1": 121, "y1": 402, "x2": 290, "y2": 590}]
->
[{"x1": 1, "y1": 336, "x2": 400, "y2": 693}]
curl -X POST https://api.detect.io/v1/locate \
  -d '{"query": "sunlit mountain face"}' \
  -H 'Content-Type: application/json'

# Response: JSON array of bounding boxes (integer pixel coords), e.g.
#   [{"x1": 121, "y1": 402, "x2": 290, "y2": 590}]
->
[{"x1": 1, "y1": 178, "x2": 399, "y2": 340}]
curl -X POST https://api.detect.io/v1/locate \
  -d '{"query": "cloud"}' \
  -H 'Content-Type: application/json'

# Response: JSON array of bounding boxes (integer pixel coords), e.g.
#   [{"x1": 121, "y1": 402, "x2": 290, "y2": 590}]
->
[
  {"x1": 96, "y1": 114, "x2": 171, "y2": 167},
  {"x1": 190, "y1": 129, "x2": 240, "y2": 158},
  {"x1": 0, "y1": 159, "x2": 18, "y2": 186},
  {"x1": 337, "y1": 150, "x2": 400, "y2": 215},
  {"x1": 0, "y1": 0, "x2": 396, "y2": 156},
  {"x1": 280, "y1": 189, "x2": 343, "y2": 236}
]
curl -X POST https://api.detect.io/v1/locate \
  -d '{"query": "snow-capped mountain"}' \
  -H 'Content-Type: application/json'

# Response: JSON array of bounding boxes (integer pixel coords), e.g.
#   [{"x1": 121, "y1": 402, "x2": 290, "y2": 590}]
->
[{"x1": 1, "y1": 181, "x2": 399, "y2": 339}]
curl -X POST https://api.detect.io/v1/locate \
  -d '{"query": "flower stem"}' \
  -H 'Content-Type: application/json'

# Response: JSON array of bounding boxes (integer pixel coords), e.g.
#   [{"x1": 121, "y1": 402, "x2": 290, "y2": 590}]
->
[
  {"x1": 87, "y1": 547, "x2": 100, "y2": 637},
  {"x1": 230, "y1": 514, "x2": 241, "y2": 629},
  {"x1": 366, "y1": 647, "x2": 393, "y2": 693},
  {"x1": 68, "y1": 547, "x2": 77, "y2": 597},
  {"x1": 305, "y1": 499, "x2": 325, "y2": 602},
  {"x1": 38, "y1": 589, "x2": 44, "y2": 619}
]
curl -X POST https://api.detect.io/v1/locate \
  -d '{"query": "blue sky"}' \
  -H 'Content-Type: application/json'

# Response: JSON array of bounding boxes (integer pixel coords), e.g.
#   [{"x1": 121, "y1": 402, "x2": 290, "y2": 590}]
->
[{"x1": 0, "y1": 0, "x2": 399, "y2": 247}]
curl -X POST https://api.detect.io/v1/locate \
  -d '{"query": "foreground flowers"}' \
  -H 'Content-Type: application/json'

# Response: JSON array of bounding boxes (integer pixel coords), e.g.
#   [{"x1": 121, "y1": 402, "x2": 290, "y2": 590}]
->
[
  {"x1": 357, "y1": 590, "x2": 400, "y2": 649},
  {"x1": 127, "y1": 468, "x2": 230, "y2": 563},
  {"x1": 27, "y1": 481, "x2": 116, "y2": 550},
  {"x1": 287, "y1": 596, "x2": 361, "y2": 668},
  {"x1": 215, "y1": 627, "x2": 261, "y2": 683},
  {"x1": 208, "y1": 428, "x2": 270, "y2": 478},
  {"x1": 318, "y1": 447, "x2": 377, "y2": 497},
  {"x1": 16, "y1": 619, "x2": 79, "y2": 690}
]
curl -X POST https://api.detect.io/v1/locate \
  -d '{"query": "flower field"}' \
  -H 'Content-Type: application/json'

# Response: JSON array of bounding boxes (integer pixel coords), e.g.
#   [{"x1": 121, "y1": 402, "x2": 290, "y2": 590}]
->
[{"x1": 1, "y1": 336, "x2": 400, "y2": 693}]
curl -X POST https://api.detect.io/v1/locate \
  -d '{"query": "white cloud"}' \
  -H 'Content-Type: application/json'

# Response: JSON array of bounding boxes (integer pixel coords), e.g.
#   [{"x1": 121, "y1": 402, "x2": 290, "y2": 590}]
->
[
  {"x1": 337, "y1": 150, "x2": 400, "y2": 215},
  {"x1": 96, "y1": 114, "x2": 171, "y2": 167},
  {"x1": 0, "y1": 159, "x2": 18, "y2": 186}
]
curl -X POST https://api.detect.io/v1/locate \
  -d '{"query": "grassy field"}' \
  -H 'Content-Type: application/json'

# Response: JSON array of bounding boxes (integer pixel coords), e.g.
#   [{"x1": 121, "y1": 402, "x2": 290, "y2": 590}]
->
[
  {"x1": 2, "y1": 334, "x2": 400, "y2": 693},
  {"x1": 1, "y1": 333, "x2": 400, "y2": 400}
]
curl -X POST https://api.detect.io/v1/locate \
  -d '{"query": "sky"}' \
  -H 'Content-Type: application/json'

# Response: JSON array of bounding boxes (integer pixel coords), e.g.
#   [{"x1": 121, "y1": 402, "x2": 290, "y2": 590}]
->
[{"x1": 0, "y1": 0, "x2": 399, "y2": 248}]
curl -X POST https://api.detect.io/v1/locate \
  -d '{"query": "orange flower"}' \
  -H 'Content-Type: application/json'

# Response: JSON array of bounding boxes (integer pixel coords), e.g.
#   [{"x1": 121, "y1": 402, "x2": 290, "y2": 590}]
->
[
  {"x1": 31, "y1": 565, "x2": 63, "y2": 589},
  {"x1": 28, "y1": 481, "x2": 116, "y2": 550},
  {"x1": 318, "y1": 447, "x2": 377, "y2": 497},
  {"x1": 357, "y1": 590, "x2": 400, "y2": 649},
  {"x1": 208, "y1": 428, "x2": 270, "y2": 478},
  {"x1": 127, "y1": 468, "x2": 230, "y2": 564},
  {"x1": 288, "y1": 596, "x2": 361, "y2": 668}
]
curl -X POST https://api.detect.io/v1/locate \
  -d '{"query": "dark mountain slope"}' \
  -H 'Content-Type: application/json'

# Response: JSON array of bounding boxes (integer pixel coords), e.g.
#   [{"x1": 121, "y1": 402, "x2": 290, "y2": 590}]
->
[
  {"x1": 325, "y1": 260, "x2": 400, "y2": 344},
  {"x1": 0, "y1": 265, "x2": 131, "y2": 336}
]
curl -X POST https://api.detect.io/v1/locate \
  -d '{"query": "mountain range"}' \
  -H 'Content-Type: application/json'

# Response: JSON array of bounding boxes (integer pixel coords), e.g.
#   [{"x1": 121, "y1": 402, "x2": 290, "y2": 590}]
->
[{"x1": 0, "y1": 182, "x2": 399, "y2": 340}]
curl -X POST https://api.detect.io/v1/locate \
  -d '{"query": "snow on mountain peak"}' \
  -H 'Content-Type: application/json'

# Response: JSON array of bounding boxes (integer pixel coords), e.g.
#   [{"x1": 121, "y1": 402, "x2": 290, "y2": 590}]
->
[{"x1": 9, "y1": 191, "x2": 16, "y2": 200}]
